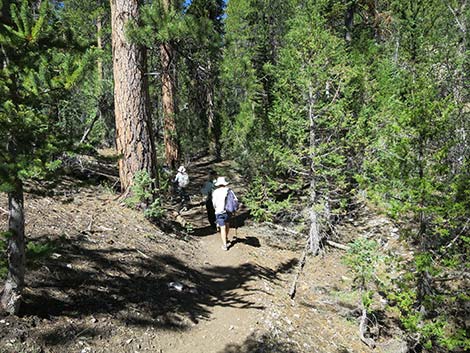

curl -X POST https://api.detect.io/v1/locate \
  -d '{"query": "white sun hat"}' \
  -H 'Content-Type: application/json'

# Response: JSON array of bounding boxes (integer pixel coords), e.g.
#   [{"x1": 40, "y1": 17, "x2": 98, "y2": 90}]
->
[
  {"x1": 214, "y1": 176, "x2": 229, "y2": 186},
  {"x1": 178, "y1": 166, "x2": 186, "y2": 173}
]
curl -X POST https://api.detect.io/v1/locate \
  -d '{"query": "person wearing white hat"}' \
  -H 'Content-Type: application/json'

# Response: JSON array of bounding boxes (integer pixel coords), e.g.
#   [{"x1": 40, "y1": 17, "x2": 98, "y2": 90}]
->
[
  {"x1": 212, "y1": 176, "x2": 236, "y2": 250},
  {"x1": 173, "y1": 166, "x2": 189, "y2": 210}
]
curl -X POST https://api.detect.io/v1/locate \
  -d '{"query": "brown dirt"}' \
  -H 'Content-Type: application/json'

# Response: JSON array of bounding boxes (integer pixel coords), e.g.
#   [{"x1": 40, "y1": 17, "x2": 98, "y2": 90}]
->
[{"x1": 0, "y1": 155, "x2": 396, "y2": 353}]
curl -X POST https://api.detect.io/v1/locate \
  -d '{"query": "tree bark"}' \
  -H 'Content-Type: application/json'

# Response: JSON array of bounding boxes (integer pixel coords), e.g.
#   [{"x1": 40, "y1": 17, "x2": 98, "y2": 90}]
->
[
  {"x1": 345, "y1": 0, "x2": 356, "y2": 43},
  {"x1": 1, "y1": 179, "x2": 25, "y2": 315},
  {"x1": 161, "y1": 0, "x2": 179, "y2": 169},
  {"x1": 308, "y1": 85, "x2": 321, "y2": 256},
  {"x1": 206, "y1": 61, "x2": 221, "y2": 160},
  {"x1": 110, "y1": 0, "x2": 157, "y2": 192}
]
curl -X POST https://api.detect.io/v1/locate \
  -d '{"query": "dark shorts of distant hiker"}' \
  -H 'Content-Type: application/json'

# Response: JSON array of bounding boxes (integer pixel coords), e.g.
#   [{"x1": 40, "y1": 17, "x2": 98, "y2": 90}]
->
[{"x1": 216, "y1": 212, "x2": 231, "y2": 226}]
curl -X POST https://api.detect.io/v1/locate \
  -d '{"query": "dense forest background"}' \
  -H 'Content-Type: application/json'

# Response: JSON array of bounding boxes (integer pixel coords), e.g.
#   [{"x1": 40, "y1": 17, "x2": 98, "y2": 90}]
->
[{"x1": 1, "y1": 0, "x2": 469, "y2": 352}]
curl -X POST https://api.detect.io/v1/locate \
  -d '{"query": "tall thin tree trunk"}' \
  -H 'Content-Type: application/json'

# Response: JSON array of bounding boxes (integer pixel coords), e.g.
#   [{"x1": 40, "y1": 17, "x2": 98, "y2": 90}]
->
[
  {"x1": 161, "y1": 0, "x2": 179, "y2": 169},
  {"x1": 206, "y1": 61, "x2": 221, "y2": 160},
  {"x1": 97, "y1": 15, "x2": 103, "y2": 83},
  {"x1": 448, "y1": 1, "x2": 468, "y2": 173},
  {"x1": 345, "y1": 0, "x2": 356, "y2": 43},
  {"x1": 308, "y1": 85, "x2": 321, "y2": 255},
  {"x1": 80, "y1": 15, "x2": 104, "y2": 145},
  {"x1": 110, "y1": 0, "x2": 157, "y2": 192},
  {"x1": 1, "y1": 179, "x2": 25, "y2": 315}
]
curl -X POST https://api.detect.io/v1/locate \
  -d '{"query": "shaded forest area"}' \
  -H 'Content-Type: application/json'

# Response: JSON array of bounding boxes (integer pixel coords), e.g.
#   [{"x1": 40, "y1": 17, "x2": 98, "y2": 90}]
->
[{"x1": 1, "y1": 0, "x2": 469, "y2": 352}]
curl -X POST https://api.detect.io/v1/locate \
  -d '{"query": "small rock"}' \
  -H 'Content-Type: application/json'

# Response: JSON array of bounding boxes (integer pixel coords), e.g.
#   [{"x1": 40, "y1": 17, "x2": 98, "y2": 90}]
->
[
  {"x1": 229, "y1": 325, "x2": 235, "y2": 330},
  {"x1": 66, "y1": 263, "x2": 73, "y2": 269},
  {"x1": 168, "y1": 281, "x2": 184, "y2": 292},
  {"x1": 126, "y1": 338, "x2": 133, "y2": 344},
  {"x1": 0, "y1": 319, "x2": 5, "y2": 324}
]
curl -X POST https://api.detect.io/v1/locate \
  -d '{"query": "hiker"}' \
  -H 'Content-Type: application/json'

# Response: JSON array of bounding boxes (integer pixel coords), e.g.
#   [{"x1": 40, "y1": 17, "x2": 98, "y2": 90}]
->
[
  {"x1": 201, "y1": 170, "x2": 217, "y2": 229},
  {"x1": 212, "y1": 176, "x2": 238, "y2": 251},
  {"x1": 173, "y1": 166, "x2": 189, "y2": 209}
]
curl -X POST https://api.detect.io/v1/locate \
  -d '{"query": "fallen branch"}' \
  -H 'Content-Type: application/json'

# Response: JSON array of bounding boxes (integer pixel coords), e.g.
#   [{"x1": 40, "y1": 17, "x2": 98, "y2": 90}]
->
[
  {"x1": 264, "y1": 222, "x2": 349, "y2": 251},
  {"x1": 137, "y1": 249, "x2": 151, "y2": 259},
  {"x1": 289, "y1": 236, "x2": 311, "y2": 299},
  {"x1": 326, "y1": 239, "x2": 350, "y2": 251},
  {"x1": 79, "y1": 110, "x2": 101, "y2": 144},
  {"x1": 264, "y1": 221, "x2": 301, "y2": 236},
  {"x1": 83, "y1": 167, "x2": 119, "y2": 181}
]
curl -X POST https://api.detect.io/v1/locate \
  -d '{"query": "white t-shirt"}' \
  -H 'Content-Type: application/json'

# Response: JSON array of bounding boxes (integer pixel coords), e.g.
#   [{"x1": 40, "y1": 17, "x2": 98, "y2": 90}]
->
[
  {"x1": 174, "y1": 172, "x2": 188, "y2": 187},
  {"x1": 212, "y1": 186, "x2": 229, "y2": 214}
]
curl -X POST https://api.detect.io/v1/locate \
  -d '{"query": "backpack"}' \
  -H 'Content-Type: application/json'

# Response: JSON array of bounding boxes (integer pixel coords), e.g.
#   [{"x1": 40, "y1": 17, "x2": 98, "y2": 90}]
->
[
  {"x1": 225, "y1": 189, "x2": 239, "y2": 213},
  {"x1": 178, "y1": 173, "x2": 189, "y2": 188}
]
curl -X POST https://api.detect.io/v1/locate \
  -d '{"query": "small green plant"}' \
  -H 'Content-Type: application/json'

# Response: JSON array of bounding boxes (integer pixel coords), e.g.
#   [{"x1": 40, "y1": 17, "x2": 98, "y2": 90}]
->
[
  {"x1": 184, "y1": 222, "x2": 194, "y2": 237},
  {"x1": 143, "y1": 198, "x2": 165, "y2": 219},
  {"x1": 126, "y1": 170, "x2": 164, "y2": 220},
  {"x1": 26, "y1": 240, "x2": 57, "y2": 269},
  {"x1": 125, "y1": 170, "x2": 156, "y2": 208}
]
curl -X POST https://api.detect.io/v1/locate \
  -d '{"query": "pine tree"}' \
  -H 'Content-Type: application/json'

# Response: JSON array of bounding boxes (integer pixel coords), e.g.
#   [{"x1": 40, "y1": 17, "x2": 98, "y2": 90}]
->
[
  {"x1": 110, "y1": 0, "x2": 157, "y2": 193},
  {"x1": 0, "y1": 0, "x2": 92, "y2": 314}
]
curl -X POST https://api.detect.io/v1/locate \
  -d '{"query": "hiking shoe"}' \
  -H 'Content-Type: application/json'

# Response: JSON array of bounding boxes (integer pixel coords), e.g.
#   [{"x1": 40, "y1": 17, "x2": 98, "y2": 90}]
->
[{"x1": 221, "y1": 244, "x2": 228, "y2": 251}]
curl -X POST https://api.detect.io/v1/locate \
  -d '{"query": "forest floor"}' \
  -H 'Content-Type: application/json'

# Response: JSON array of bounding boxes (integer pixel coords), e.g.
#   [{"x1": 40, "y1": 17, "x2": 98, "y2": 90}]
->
[{"x1": 0, "y1": 152, "x2": 408, "y2": 353}]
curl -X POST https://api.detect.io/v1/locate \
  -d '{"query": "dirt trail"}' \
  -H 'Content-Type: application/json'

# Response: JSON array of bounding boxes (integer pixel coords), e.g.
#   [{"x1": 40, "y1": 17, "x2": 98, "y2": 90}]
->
[
  {"x1": 153, "y1": 157, "x2": 278, "y2": 352},
  {"x1": 0, "y1": 155, "x2": 387, "y2": 353}
]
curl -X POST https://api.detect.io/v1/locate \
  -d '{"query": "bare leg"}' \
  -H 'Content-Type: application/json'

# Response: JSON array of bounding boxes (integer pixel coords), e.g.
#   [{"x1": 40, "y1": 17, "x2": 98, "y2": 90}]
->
[{"x1": 220, "y1": 225, "x2": 228, "y2": 249}]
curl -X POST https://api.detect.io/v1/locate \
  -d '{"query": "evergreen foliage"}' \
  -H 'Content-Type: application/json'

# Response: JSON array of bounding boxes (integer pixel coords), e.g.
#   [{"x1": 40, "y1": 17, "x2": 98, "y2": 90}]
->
[
  {"x1": 0, "y1": 0, "x2": 468, "y2": 350},
  {"x1": 0, "y1": 0, "x2": 94, "y2": 190}
]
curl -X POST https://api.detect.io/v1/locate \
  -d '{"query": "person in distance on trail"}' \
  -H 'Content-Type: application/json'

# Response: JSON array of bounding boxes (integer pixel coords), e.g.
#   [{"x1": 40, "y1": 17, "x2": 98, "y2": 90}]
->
[
  {"x1": 173, "y1": 166, "x2": 190, "y2": 210},
  {"x1": 201, "y1": 170, "x2": 217, "y2": 229},
  {"x1": 212, "y1": 176, "x2": 238, "y2": 251}
]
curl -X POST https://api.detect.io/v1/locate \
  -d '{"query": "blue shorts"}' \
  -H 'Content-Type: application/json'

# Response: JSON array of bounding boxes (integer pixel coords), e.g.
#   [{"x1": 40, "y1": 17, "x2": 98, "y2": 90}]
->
[{"x1": 216, "y1": 212, "x2": 230, "y2": 226}]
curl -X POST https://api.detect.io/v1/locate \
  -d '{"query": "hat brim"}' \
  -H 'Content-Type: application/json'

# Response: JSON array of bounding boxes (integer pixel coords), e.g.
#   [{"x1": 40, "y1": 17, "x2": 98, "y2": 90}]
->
[{"x1": 215, "y1": 181, "x2": 229, "y2": 186}]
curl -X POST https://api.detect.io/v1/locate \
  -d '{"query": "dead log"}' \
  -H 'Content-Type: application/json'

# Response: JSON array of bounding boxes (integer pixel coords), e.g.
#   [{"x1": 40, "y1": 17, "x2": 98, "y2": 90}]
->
[
  {"x1": 264, "y1": 222, "x2": 350, "y2": 251},
  {"x1": 264, "y1": 221, "x2": 301, "y2": 236},
  {"x1": 326, "y1": 239, "x2": 350, "y2": 251}
]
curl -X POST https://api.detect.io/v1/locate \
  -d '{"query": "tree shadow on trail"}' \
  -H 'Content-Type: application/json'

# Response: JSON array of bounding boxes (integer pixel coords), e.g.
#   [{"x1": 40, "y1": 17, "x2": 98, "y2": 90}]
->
[
  {"x1": 20, "y1": 236, "x2": 296, "y2": 346},
  {"x1": 229, "y1": 236, "x2": 261, "y2": 249},
  {"x1": 219, "y1": 332, "x2": 300, "y2": 353}
]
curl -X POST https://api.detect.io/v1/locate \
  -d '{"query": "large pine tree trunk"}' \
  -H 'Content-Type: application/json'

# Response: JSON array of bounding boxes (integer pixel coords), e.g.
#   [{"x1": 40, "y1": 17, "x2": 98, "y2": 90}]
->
[
  {"x1": 1, "y1": 179, "x2": 25, "y2": 315},
  {"x1": 160, "y1": 0, "x2": 179, "y2": 169},
  {"x1": 110, "y1": 0, "x2": 157, "y2": 192},
  {"x1": 161, "y1": 40, "x2": 179, "y2": 169}
]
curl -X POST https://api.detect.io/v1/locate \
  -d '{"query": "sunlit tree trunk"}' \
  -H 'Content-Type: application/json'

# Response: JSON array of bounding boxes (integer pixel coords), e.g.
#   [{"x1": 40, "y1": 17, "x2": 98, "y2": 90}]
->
[
  {"x1": 110, "y1": 0, "x2": 157, "y2": 192},
  {"x1": 308, "y1": 85, "x2": 321, "y2": 255},
  {"x1": 1, "y1": 178, "x2": 25, "y2": 315},
  {"x1": 161, "y1": 0, "x2": 179, "y2": 169}
]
